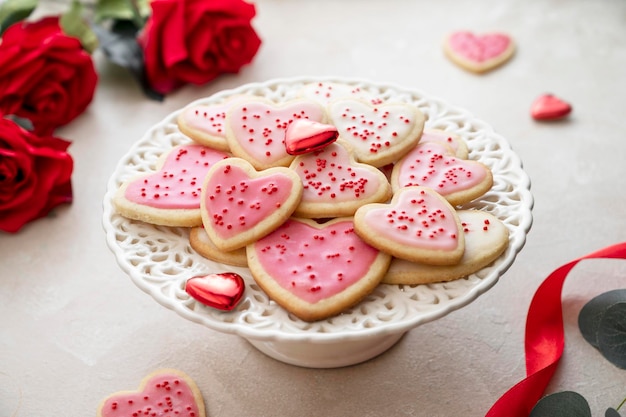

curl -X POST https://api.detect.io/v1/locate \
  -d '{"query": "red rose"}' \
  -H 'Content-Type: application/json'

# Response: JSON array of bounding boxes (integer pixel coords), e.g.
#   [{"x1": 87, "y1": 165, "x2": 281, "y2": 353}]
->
[
  {"x1": 0, "y1": 118, "x2": 73, "y2": 233},
  {"x1": 0, "y1": 17, "x2": 97, "y2": 135},
  {"x1": 138, "y1": 0, "x2": 262, "y2": 94}
]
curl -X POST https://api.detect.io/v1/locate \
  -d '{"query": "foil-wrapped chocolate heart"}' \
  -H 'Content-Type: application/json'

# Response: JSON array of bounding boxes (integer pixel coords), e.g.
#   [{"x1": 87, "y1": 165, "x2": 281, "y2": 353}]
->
[
  {"x1": 185, "y1": 272, "x2": 245, "y2": 311},
  {"x1": 284, "y1": 119, "x2": 338, "y2": 155}
]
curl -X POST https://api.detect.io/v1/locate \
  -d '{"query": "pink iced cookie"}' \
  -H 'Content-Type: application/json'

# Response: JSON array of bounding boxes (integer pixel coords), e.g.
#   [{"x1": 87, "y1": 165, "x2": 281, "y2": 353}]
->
[
  {"x1": 419, "y1": 129, "x2": 468, "y2": 159},
  {"x1": 114, "y1": 143, "x2": 229, "y2": 227},
  {"x1": 201, "y1": 158, "x2": 303, "y2": 251},
  {"x1": 328, "y1": 98, "x2": 425, "y2": 167},
  {"x1": 354, "y1": 186, "x2": 465, "y2": 265},
  {"x1": 443, "y1": 31, "x2": 515, "y2": 73},
  {"x1": 299, "y1": 81, "x2": 385, "y2": 106},
  {"x1": 391, "y1": 141, "x2": 493, "y2": 206},
  {"x1": 383, "y1": 210, "x2": 509, "y2": 284},
  {"x1": 177, "y1": 96, "x2": 244, "y2": 151},
  {"x1": 290, "y1": 140, "x2": 392, "y2": 218},
  {"x1": 225, "y1": 98, "x2": 326, "y2": 170},
  {"x1": 97, "y1": 369, "x2": 205, "y2": 417},
  {"x1": 247, "y1": 217, "x2": 392, "y2": 322}
]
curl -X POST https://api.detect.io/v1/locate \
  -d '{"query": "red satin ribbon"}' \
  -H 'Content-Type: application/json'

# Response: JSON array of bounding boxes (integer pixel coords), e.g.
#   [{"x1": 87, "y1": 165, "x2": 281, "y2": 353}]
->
[{"x1": 486, "y1": 242, "x2": 626, "y2": 417}]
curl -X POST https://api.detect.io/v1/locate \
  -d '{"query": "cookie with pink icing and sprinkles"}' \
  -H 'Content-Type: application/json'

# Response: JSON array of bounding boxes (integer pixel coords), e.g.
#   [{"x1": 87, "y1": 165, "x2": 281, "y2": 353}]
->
[
  {"x1": 443, "y1": 30, "x2": 515, "y2": 74},
  {"x1": 97, "y1": 368, "x2": 205, "y2": 417},
  {"x1": 289, "y1": 140, "x2": 392, "y2": 218},
  {"x1": 113, "y1": 143, "x2": 230, "y2": 227},
  {"x1": 390, "y1": 141, "x2": 493, "y2": 206},
  {"x1": 383, "y1": 210, "x2": 509, "y2": 284},
  {"x1": 328, "y1": 98, "x2": 425, "y2": 167},
  {"x1": 354, "y1": 186, "x2": 465, "y2": 265},
  {"x1": 200, "y1": 157, "x2": 303, "y2": 251},
  {"x1": 299, "y1": 81, "x2": 385, "y2": 107},
  {"x1": 177, "y1": 96, "x2": 245, "y2": 152},
  {"x1": 246, "y1": 217, "x2": 392, "y2": 322},
  {"x1": 225, "y1": 97, "x2": 327, "y2": 170}
]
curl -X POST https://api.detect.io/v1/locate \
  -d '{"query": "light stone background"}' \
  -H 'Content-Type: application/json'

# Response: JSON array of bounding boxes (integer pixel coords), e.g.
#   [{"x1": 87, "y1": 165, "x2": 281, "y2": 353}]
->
[{"x1": 1, "y1": 0, "x2": 625, "y2": 416}]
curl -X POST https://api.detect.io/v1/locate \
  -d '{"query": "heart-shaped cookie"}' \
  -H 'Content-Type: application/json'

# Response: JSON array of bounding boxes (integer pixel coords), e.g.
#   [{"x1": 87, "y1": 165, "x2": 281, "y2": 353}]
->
[
  {"x1": 354, "y1": 186, "x2": 465, "y2": 265},
  {"x1": 113, "y1": 143, "x2": 229, "y2": 227},
  {"x1": 383, "y1": 210, "x2": 509, "y2": 284},
  {"x1": 299, "y1": 81, "x2": 385, "y2": 106},
  {"x1": 201, "y1": 158, "x2": 303, "y2": 251},
  {"x1": 177, "y1": 96, "x2": 244, "y2": 151},
  {"x1": 391, "y1": 141, "x2": 493, "y2": 206},
  {"x1": 97, "y1": 369, "x2": 205, "y2": 417},
  {"x1": 284, "y1": 119, "x2": 338, "y2": 155},
  {"x1": 328, "y1": 99, "x2": 425, "y2": 167},
  {"x1": 419, "y1": 129, "x2": 469, "y2": 159},
  {"x1": 189, "y1": 226, "x2": 248, "y2": 267},
  {"x1": 225, "y1": 98, "x2": 326, "y2": 170},
  {"x1": 186, "y1": 272, "x2": 245, "y2": 310},
  {"x1": 530, "y1": 94, "x2": 572, "y2": 120},
  {"x1": 290, "y1": 140, "x2": 392, "y2": 218},
  {"x1": 247, "y1": 217, "x2": 392, "y2": 322},
  {"x1": 444, "y1": 30, "x2": 515, "y2": 73}
]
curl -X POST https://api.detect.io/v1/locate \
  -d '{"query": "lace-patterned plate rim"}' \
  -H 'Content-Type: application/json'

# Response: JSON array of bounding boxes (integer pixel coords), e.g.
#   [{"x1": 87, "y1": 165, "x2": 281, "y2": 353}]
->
[{"x1": 103, "y1": 76, "x2": 533, "y2": 344}]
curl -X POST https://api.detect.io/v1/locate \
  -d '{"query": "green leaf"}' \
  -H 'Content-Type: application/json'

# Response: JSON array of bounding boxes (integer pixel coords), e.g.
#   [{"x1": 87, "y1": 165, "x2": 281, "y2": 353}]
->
[
  {"x1": 579, "y1": 289, "x2": 626, "y2": 348},
  {"x1": 60, "y1": 0, "x2": 99, "y2": 53},
  {"x1": 530, "y1": 391, "x2": 591, "y2": 417},
  {"x1": 598, "y1": 302, "x2": 626, "y2": 369},
  {"x1": 0, "y1": 0, "x2": 38, "y2": 36},
  {"x1": 94, "y1": 0, "x2": 150, "y2": 27}
]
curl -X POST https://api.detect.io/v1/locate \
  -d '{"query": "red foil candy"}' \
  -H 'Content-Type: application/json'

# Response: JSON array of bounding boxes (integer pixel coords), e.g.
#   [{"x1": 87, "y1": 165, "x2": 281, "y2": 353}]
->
[
  {"x1": 284, "y1": 119, "x2": 338, "y2": 155},
  {"x1": 185, "y1": 273, "x2": 245, "y2": 311}
]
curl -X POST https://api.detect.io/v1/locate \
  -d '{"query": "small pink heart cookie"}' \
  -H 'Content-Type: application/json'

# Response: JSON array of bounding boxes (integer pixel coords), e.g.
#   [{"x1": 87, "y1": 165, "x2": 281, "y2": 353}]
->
[
  {"x1": 225, "y1": 98, "x2": 326, "y2": 170},
  {"x1": 530, "y1": 94, "x2": 572, "y2": 120},
  {"x1": 201, "y1": 157, "x2": 303, "y2": 251},
  {"x1": 186, "y1": 272, "x2": 245, "y2": 311},
  {"x1": 177, "y1": 96, "x2": 244, "y2": 151},
  {"x1": 114, "y1": 143, "x2": 229, "y2": 227},
  {"x1": 444, "y1": 31, "x2": 515, "y2": 73},
  {"x1": 247, "y1": 217, "x2": 392, "y2": 322},
  {"x1": 383, "y1": 210, "x2": 509, "y2": 284},
  {"x1": 97, "y1": 369, "x2": 205, "y2": 417},
  {"x1": 328, "y1": 98, "x2": 425, "y2": 167},
  {"x1": 391, "y1": 141, "x2": 493, "y2": 206},
  {"x1": 354, "y1": 186, "x2": 465, "y2": 265},
  {"x1": 290, "y1": 140, "x2": 392, "y2": 218}
]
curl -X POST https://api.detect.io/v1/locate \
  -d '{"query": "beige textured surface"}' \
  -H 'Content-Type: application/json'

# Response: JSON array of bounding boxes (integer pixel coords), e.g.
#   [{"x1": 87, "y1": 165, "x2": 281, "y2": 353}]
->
[{"x1": 2, "y1": 0, "x2": 626, "y2": 415}]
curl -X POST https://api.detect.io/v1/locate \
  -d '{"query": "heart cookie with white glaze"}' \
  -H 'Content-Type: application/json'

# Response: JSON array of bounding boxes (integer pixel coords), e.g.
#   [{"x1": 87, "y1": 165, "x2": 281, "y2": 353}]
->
[
  {"x1": 354, "y1": 186, "x2": 465, "y2": 265},
  {"x1": 113, "y1": 143, "x2": 229, "y2": 227},
  {"x1": 391, "y1": 141, "x2": 493, "y2": 206},
  {"x1": 299, "y1": 81, "x2": 385, "y2": 106},
  {"x1": 97, "y1": 369, "x2": 205, "y2": 417},
  {"x1": 201, "y1": 157, "x2": 303, "y2": 251},
  {"x1": 328, "y1": 98, "x2": 425, "y2": 167},
  {"x1": 443, "y1": 30, "x2": 515, "y2": 73},
  {"x1": 225, "y1": 98, "x2": 326, "y2": 170},
  {"x1": 290, "y1": 140, "x2": 392, "y2": 218},
  {"x1": 419, "y1": 129, "x2": 469, "y2": 159},
  {"x1": 247, "y1": 217, "x2": 392, "y2": 322},
  {"x1": 383, "y1": 210, "x2": 509, "y2": 284}
]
